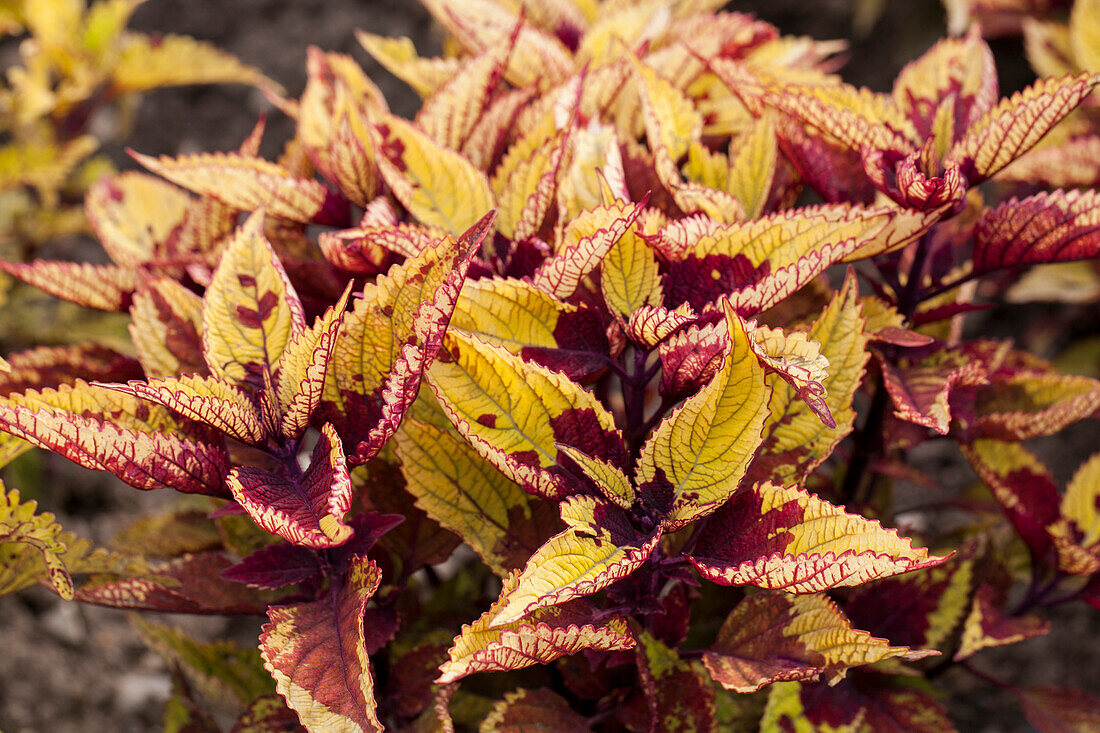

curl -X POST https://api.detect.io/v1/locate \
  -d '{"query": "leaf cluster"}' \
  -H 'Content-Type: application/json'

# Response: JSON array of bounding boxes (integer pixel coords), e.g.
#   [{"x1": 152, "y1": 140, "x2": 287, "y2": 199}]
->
[{"x1": 2, "y1": 1, "x2": 1100, "y2": 731}]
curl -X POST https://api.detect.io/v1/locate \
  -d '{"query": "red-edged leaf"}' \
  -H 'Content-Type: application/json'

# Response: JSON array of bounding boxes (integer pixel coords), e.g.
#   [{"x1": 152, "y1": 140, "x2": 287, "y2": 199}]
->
[
  {"x1": 703, "y1": 591, "x2": 936, "y2": 693},
  {"x1": 0, "y1": 343, "x2": 142, "y2": 396},
  {"x1": 75, "y1": 551, "x2": 269, "y2": 614},
  {"x1": 689, "y1": 482, "x2": 946, "y2": 593},
  {"x1": 437, "y1": 569, "x2": 636, "y2": 683},
  {"x1": 318, "y1": 223, "x2": 441, "y2": 271},
  {"x1": 946, "y1": 72, "x2": 1099, "y2": 182},
  {"x1": 0, "y1": 261, "x2": 135, "y2": 311},
  {"x1": 881, "y1": 348, "x2": 988, "y2": 434},
  {"x1": 132, "y1": 150, "x2": 333, "y2": 224},
  {"x1": 128, "y1": 277, "x2": 208, "y2": 379},
  {"x1": 973, "y1": 189, "x2": 1100, "y2": 275},
  {"x1": 0, "y1": 401, "x2": 229, "y2": 496},
  {"x1": 229, "y1": 423, "x2": 353, "y2": 548},
  {"x1": 632, "y1": 630, "x2": 717, "y2": 733},
  {"x1": 261, "y1": 555, "x2": 383, "y2": 732}
]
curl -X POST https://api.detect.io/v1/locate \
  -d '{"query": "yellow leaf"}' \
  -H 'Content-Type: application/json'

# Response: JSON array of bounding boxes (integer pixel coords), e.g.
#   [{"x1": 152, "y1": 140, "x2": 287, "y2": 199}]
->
[
  {"x1": 427, "y1": 329, "x2": 624, "y2": 500},
  {"x1": 396, "y1": 419, "x2": 560, "y2": 576},
  {"x1": 556, "y1": 445, "x2": 636, "y2": 509},
  {"x1": 637, "y1": 301, "x2": 769, "y2": 530},
  {"x1": 132, "y1": 151, "x2": 329, "y2": 223},
  {"x1": 1061, "y1": 451, "x2": 1100, "y2": 548},
  {"x1": 534, "y1": 200, "x2": 644, "y2": 299},
  {"x1": 128, "y1": 277, "x2": 206, "y2": 379},
  {"x1": 726, "y1": 111, "x2": 778, "y2": 219},
  {"x1": 488, "y1": 499, "x2": 662, "y2": 625},
  {"x1": 946, "y1": 72, "x2": 1099, "y2": 181},
  {"x1": 355, "y1": 31, "x2": 462, "y2": 98},
  {"x1": 418, "y1": 42, "x2": 508, "y2": 153},
  {"x1": 201, "y1": 211, "x2": 305, "y2": 386},
  {"x1": 112, "y1": 32, "x2": 280, "y2": 94},
  {"x1": 1070, "y1": 0, "x2": 1100, "y2": 72},
  {"x1": 437, "y1": 569, "x2": 635, "y2": 683},
  {"x1": 373, "y1": 114, "x2": 495, "y2": 236},
  {"x1": 492, "y1": 115, "x2": 569, "y2": 240},
  {"x1": 449, "y1": 277, "x2": 575, "y2": 354},
  {"x1": 85, "y1": 172, "x2": 192, "y2": 266},
  {"x1": 601, "y1": 210, "x2": 663, "y2": 318},
  {"x1": 758, "y1": 273, "x2": 868, "y2": 484}
]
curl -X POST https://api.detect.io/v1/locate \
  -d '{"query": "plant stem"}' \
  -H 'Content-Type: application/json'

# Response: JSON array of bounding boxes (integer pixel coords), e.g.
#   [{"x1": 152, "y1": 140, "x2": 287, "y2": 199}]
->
[{"x1": 840, "y1": 376, "x2": 888, "y2": 505}]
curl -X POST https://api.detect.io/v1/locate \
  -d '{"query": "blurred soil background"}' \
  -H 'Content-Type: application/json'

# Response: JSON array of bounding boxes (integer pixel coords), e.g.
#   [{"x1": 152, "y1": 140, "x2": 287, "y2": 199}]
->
[{"x1": 0, "y1": 1, "x2": 1096, "y2": 731}]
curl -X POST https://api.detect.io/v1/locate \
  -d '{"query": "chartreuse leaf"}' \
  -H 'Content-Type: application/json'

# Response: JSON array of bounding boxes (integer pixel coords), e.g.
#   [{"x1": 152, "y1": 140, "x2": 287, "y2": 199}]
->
[
  {"x1": 495, "y1": 123, "x2": 570, "y2": 242},
  {"x1": 1048, "y1": 451, "x2": 1100, "y2": 575},
  {"x1": 449, "y1": 277, "x2": 575, "y2": 353},
  {"x1": 557, "y1": 444, "x2": 635, "y2": 509},
  {"x1": 437, "y1": 568, "x2": 635, "y2": 683},
  {"x1": 487, "y1": 496, "x2": 661, "y2": 627},
  {"x1": 420, "y1": 41, "x2": 509, "y2": 157},
  {"x1": 755, "y1": 272, "x2": 869, "y2": 484},
  {"x1": 1071, "y1": 0, "x2": 1100, "y2": 70},
  {"x1": 1, "y1": 483, "x2": 93, "y2": 599},
  {"x1": 480, "y1": 688, "x2": 590, "y2": 732},
  {"x1": 132, "y1": 151, "x2": 329, "y2": 223},
  {"x1": 973, "y1": 189, "x2": 1100, "y2": 275},
  {"x1": 745, "y1": 320, "x2": 834, "y2": 428},
  {"x1": 131, "y1": 615, "x2": 273, "y2": 710},
  {"x1": 633, "y1": 630, "x2": 719, "y2": 732},
  {"x1": 395, "y1": 419, "x2": 561, "y2": 577},
  {"x1": 703, "y1": 591, "x2": 937, "y2": 694},
  {"x1": 689, "y1": 482, "x2": 946, "y2": 593},
  {"x1": 229, "y1": 423, "x2": 353, "y2": 549},
  {"x1": 323, "y1": 213, "x2": 491, "y2": 463},
  {"x1": 201, "y1": 210, "x2": 306, "y2": 388},
  {"x1": 428, "y1": 328, "x2": 626, "y2": 500},
  {"x1": 374, "y1": 113, "x2": 495, "y2": 236},
  {"x1": 261, "y1": 555, "x2": 384, "y2": 733},
  {"x1": 946, "y1": 71, "x2": 1100, "y2": 181},
  {"x1": 356, "y1": 31, "x2": 460, "y2": 98},
  {"x1": 128, "y1": 277, "x2": 206, "y2": 378},
  {"x1": 637, "y1": 300, "x2": 768, "y2": 531}
]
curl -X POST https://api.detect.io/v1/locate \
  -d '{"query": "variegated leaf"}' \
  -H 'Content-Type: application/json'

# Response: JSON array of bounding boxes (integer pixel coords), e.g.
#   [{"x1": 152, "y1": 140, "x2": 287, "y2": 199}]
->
[
  {"x1": 202, "y1": 210, "x2": 306, "y2": 388},
  {"x1": 662, "y1": 204, "x2": 893, "y2": 315},
  {"x1": 276, "y1": 285, "x2": 352, "y2": 441},
  {"x1": 324, "y1": 213, "x2": 492, "y2": 463},
  {"x1": 962, "y1": 439, "x2": 1061, "y2": 563},
  {"x1": 129, "y1": 277, "x2": 207, "y2": 378},
  {"x1": 480, "y1": 689, "x2": 591, "y2": 732},
  {"x1": 954, "y1": 583, "x2": 1050, "y2": 661},
  {"x1": 627, "y1": 304, "x2": 695, "y2": 348},
  {"x1": 637, "y1": 301, "x2": 768, "y2": 530},
  {"x1": 754, "y1": 273, "x2": 868, "y2": 484},
  {"x1": 229, "y1": 423, "x2": 353, "y2": 548},
  {"x1": 946, "y1": 72, "x2": 1099, "y2": 182},
  {"x1": 745, "y1": 320, "x2": 834, "y2": 428},
  {"x1": 437, "y1": 569, "x2": 635, "y2": 682},
  {"x1": 532, "y1": 200, "x2": 645, "y2": 299},
  {"x1": 973, "y1": 189, "x2": 1100, "y2": 275},
  {"x1": 419, "y1": 42, "x2": 508, "y2": 154},
  {"x1": 881, "y1": 349, "x2": 988, "y2": 435},
  {"x1": 488, "y1": 496, "x2": 661, "y2": 626},
  {"x1": 0, "y1": 401, "x2": 229, "y2": 496},
  {"x1": 395, "y1": 419, "x2": 561, "y2": 576},
  {"x1": 602, "y1": 212, "x2": 665, "y2": 320},
  {"x1": 1048, "y1": 451, "x2": 1100, "y2": 575},
  {"x1": 112, "y1": 32, "x2": 278, "y2": 94},
  {"x1": 105, "y1": 375, "x2": 266, "y2": 445},
  {"x1": 689, "y1": 482, "x2": 946, "y2": 593},
  {"x1": 374, "y1": 114, "x2": 495, "y2": 236},
  {"x1": 492, "y1": 115, "x2": 570, "y2": 241},
  {"x1": 355, "y1": 31, "x2": 461, "y2": 98},
  {"x1": 132, "y1": 151, "x2": 332, "y2": 223},
  {"x1": 0, "y1": 260, "x2": 135, "y2": 311},
  {"x1": 633, "y1": 630, "x2": 718, "y2": 733},
  {"x1": 726, "y1": 111, "x2": 778, "y2": 219},
  {"x1": 261, "y1": 555, "x2": 383, "y2": 733},
  {"x1": 85, "y1": 172, "x2": 193, "y2": 266},
  {"x1": 704, "y1": 591, "x2": 936, "y2": 693},
  {"x1": 428, "y1": 329, "x2": 626, "y2": 500}
]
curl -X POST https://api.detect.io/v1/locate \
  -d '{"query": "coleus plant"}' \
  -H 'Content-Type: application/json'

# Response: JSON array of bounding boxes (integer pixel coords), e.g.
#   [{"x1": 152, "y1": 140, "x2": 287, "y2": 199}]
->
[{"x1": 1, "y1": 0, "x2": 1100, "y2": 730}]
